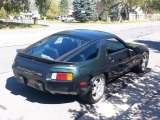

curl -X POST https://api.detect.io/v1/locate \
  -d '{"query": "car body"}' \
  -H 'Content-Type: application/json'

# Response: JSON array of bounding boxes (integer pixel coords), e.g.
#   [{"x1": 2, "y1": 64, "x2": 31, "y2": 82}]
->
[
  {"x1": 60, "y1": 16, "x2": 75, "y2": 22},
  {"x1": 12, "y1": 29, "x2": 149, "y2": 103}
]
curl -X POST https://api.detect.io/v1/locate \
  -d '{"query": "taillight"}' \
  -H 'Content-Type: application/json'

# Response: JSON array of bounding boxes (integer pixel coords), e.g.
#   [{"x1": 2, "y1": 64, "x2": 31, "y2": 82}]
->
[
  {"x1": 80, "y1": 82, "x2": 87, "y2": 87},
  {"x1": 51, "y1": 73, "x2": 73, "y2": 81}
]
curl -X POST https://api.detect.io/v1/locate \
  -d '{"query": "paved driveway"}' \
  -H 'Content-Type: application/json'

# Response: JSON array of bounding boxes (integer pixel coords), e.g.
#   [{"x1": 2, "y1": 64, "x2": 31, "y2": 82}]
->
[{"x1": 0, "y1": 22, "x2": 160, "y2": 120}]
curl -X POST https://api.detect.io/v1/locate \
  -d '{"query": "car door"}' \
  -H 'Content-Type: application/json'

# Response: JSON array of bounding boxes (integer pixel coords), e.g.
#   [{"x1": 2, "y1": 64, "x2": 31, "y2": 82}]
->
[{"x1": 105, "y1": 37, "x2": 131, "y2": 80}]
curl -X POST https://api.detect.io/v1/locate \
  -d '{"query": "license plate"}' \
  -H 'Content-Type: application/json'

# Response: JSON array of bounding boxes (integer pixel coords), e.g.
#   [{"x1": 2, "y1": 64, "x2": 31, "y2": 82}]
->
[
  {"x1": 28, "y1": 80, "x2": 44, "y2": 91},
  {"x1": 17, "y1": 76, "x2": 26, "y2": 84}
]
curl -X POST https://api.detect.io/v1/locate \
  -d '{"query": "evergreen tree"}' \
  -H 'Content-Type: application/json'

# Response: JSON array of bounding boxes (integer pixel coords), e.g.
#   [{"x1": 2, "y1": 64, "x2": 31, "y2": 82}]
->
[
  {"x1": 90, "y1": 0, "x2": 98, "y2": 20},
  {"x1": 59, "y1": 0, "x2": 69, "y2": 16},
  {"x1": 73, "y1": 0, "x2": 94, "y2": 22}
]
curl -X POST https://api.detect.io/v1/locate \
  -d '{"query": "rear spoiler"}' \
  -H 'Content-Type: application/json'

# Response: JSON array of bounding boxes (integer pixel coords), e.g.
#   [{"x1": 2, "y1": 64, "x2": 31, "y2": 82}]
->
[{"x1": 16, "y1": 49, "x2": 74, "y2": 65}]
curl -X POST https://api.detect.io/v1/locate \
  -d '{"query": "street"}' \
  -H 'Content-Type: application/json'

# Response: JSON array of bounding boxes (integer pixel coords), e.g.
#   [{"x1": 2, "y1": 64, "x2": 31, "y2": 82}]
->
[{"x1": 0, "y1": 22, "x2": 160, "y2": 120}]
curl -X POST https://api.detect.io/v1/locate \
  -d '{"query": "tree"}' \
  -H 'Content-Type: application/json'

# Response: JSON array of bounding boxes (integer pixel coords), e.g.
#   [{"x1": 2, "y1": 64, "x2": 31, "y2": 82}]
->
[
  {"x1": 90, "y1": 0, "x2": 98, "y2": 20},
  {"x1": 46, "y1": 0, "x2": 60, "y2": 19},
  {"x1": 0, "y1": 7, "x2": 7, "y2": 18},
  {"x1": 0, "y1": 0, "x2": 5, "y2": 8},
  {"x1": 73, "y1": 0, "x2": 94, "y2": 22},
  {"x1": 102, "y1": 0, "x2": 143, "y2": 21},
  {"x1": 118, "y1": 0, "x2": 142, "y2": 20},
  {"x1": 99, "y1": 0, "x2": 160, "y2": 21},
  {"x1": 141, "y1": 0, "x2": 160, "y2": 13},
  {"x1": 35, "y1": 0, "x2": 50, "y2": 16},
  {"x1": 59, "y1": 0, "x2": 69, "y2": 16},
  {"x1": 0, "y1": 0, "x2": 29, "y2": 15},
  {"x1": 36, "y1": 0, "x2": 60, "y2": 18},
  {"x1": 101, "y1": 0, "x2": 118, "y2": 20},
  {"x1": 151, "y1": 0, "x2": 160, "y2": 12}
]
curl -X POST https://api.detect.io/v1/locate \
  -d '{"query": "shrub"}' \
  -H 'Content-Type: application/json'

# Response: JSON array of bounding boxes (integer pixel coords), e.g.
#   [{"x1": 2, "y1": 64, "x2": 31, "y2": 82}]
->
[{"x1": 0, "y1": 7, "x2": 7, "y2": 19}]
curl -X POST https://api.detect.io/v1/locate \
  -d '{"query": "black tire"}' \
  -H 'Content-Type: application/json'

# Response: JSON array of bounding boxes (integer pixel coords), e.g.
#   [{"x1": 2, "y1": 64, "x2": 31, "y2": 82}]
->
[
  {"x1": 133, "y1": 52, "x2": 149, "y2": 73},
  {"x1": 79, "y1": 74, "x2": 106, "y2": 104}
]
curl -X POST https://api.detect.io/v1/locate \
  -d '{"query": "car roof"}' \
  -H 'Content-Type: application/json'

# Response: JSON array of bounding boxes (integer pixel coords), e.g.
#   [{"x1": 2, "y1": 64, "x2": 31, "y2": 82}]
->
[{"x1": 55, "y1": 29, "x2": 115, "y2": 41}]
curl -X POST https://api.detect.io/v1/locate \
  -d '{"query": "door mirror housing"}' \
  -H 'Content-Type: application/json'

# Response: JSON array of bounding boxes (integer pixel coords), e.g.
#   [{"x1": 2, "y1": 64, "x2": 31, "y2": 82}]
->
[{"x1": 128, "y1": 48, "x2": 134, "y2": 57}]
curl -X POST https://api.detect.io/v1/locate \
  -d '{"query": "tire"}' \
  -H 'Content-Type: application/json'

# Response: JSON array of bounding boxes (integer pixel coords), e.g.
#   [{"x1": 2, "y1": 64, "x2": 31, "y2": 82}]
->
[
  {"x1": 133, "y1": 52, "x2": 149, "y2": 73},
  {"x1": 79, "y1": 74, "x2": 106, "y2": 104}
]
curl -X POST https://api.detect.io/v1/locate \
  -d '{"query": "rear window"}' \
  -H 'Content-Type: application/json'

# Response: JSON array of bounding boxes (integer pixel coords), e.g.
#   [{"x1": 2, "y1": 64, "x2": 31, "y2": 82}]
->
[{"x1": 26, "y1": 35, "x2": 86, "y2": 60}]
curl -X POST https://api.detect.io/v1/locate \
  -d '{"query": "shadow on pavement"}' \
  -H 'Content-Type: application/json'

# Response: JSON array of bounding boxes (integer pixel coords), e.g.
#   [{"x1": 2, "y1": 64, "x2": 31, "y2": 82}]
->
[
  {"x1": 5, "y1": 77, "x2": 78, "y2": 104},
  {"x1": 127, "y1": 90, "x2": 160, "y2": 120},
  {"x1": 135, "y1": 39, "x2": 160, "y2": 52},
  {"x1": 5, "y1": 68, "x2": 160, "y2": 119},
  {"x1": 68, "y1": 68, "x2": 160, "y2": 120}
]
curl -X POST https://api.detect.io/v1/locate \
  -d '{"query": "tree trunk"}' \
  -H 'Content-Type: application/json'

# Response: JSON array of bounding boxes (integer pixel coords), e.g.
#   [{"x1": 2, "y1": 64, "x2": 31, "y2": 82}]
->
[{"x1": 33, "y1": 17, "x2": 38, "y2": 24}]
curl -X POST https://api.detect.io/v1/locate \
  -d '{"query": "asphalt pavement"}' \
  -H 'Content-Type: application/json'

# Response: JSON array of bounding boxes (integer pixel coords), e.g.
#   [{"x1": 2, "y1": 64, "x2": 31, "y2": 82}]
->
[{"x1": 0, "y1": 22, "x2": 160, "y2": 120}]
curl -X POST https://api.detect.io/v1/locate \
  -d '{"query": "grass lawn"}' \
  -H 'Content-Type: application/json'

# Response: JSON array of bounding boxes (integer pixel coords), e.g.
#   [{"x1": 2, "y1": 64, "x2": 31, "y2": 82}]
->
[{"x1": 0, "y1": 21, "x2": 47, "y2": 30}]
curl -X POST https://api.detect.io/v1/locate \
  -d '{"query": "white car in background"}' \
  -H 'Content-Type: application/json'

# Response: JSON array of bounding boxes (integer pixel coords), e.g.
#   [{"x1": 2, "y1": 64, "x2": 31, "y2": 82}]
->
[{"x1": 60, "y1": 16, "x2": 75, "y2": 22}]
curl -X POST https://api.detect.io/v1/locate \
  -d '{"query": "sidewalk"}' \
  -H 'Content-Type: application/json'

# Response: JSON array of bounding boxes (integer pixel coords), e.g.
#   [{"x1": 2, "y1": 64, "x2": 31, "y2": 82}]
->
[{"x1": 78, "y1": 67, "x2": 160, "y2": 120}]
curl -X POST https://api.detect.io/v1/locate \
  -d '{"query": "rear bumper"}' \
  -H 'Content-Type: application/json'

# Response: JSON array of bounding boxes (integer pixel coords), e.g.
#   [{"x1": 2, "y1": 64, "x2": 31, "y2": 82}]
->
[
  {"x1": 12, "y1": 54, "x2": 82, "y2": 95},
  {"x1": 14, "y1": 74, "x2": 78, "y2": 95},
  {"x1": 45, "y1": 81, "x2": 78, "y2": 95}
]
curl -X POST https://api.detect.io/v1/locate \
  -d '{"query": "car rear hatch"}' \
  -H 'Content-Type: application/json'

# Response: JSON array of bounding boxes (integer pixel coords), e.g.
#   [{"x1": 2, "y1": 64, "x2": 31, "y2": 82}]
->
[{"x1": 12, "y1": 51, "x2": 77, "y2": 93}]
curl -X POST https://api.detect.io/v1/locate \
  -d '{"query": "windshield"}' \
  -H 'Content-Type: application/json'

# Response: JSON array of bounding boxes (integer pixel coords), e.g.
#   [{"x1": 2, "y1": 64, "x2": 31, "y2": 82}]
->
[{"x1": 26, "y1": 35, "x2": 87, "y2": 60}]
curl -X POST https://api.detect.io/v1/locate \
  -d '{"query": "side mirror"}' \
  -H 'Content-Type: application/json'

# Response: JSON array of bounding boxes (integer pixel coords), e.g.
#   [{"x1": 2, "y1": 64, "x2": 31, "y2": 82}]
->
[
  {"x1": 128, "y1": 48, "x2": 134, "y2": 57},
  {"x1": 128, "y1": 48, "x2": 134, "y2": 52}
]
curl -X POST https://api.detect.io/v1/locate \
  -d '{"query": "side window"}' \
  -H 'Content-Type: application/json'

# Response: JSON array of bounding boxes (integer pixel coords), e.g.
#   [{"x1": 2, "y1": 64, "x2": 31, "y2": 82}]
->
[
  {"x1": 68, "y1": 42, "x2": 101, "y2": 62},
  {"x1": 106, "y1": 38, "x2": 126, "y2": 54}
]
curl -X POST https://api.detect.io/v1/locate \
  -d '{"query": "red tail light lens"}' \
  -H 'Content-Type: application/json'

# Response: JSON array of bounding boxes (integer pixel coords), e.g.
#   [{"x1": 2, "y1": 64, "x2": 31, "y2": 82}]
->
[
  {"x1": 56, "y1": 73, "x2": 67, "y2": 80},
  {"x1": 80, "y1": 82, "x2": 87, "y2": 87},
  {"x1": 51, "y1": 73, "x2": 73, "y2": 81}
]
